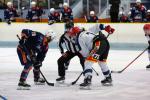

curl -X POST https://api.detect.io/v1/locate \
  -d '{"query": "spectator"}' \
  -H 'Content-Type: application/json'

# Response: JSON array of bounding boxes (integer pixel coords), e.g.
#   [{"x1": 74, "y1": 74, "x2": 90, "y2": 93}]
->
[
  {"x1": 48, "y1": 8, "x2": 60, "y2": 25},
  {"x1": 130, "y1": 0, "x2": 147, "y2": 22},
  {"x1": 26, "y1": 1, "x2": 43, "y2": 22},
  {"x1": 4, "y1": 2, "x2": 19, "y2": 24},
  {"x1": 119, "y1": 12, "x2": 129, "y2": 22},
  {"x1": 86, "y1": 11, "x2": 98, "y2": 23},
  {"x1": 146, "y1": 10, "x2": 150, "y2": 22},
  {"x1": 60, "y1": 2, "x2": 73, "y2": 22}
]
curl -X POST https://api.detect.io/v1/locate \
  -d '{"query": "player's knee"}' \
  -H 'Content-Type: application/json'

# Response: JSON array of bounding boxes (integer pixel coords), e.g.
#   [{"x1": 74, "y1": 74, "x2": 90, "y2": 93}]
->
[{"x1": 57, "y1": 57, "x2": 65, "y2": 64}]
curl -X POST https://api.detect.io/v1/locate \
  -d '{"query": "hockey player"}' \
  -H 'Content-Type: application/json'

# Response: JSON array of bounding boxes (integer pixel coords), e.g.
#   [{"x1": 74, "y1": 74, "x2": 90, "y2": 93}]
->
[
  {"x1": 17, "y1": 29, "x2": 56, "y2": 90},
  {"x1": 130, "y1": 0, "x2": 147, "y2": 22},
  {"x1": 146, "y1": 10, "x2": 150, "y2": 22},
  {"x1": 143, "y1": 24, "x2": 150, "y2": 69},
  {"x1": 66, "y1": 25, "x2": 115, "y2": 89},
  {"x1": 4, "y1": 2, "x2": 19, "y2": 24},
  {"x1": 86, "y1": 11, "x2": 98, "y2": 23},
  {"x1": 48, "y1": 8, "x2": 60, "y2": 25},
  {"x1": 60, "y1": 2, "x2": 73, "y2": 22},
  {"x1": 26, "y1": 1, "x2": 43, "y2": 22},
  {"x1": 119, "y1": 12, "x2": 129, "y2": 22}
]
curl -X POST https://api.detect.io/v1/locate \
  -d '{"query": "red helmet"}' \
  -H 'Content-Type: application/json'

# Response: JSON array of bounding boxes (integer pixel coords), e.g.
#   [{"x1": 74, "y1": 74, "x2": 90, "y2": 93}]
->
[
  {"x1": 68, "y1": 26, "x2": 81, "y2": 36},
  {"x1": 143, "y1": 24, "x2": 150, "y2": 30}
]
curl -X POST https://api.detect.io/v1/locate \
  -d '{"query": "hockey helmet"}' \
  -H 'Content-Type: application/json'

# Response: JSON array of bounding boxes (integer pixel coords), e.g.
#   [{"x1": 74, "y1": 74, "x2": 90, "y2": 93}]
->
[
  {"x1": 31, "y1": 1, "x2": 36, "y2": 7},
  {"x1": 21, "y1": 29, "x2": 32, "y2": 38},
  {"x1": 67, "y1": 27, "x2": 81, "y2": 37},
  {"x1": 63, "y1": 2, "x2": 68, "y2": 7},
  {"x1": 143, "y1": 24, "x2": 150, "y2": 34},
  {"x1": 143, "y1": 24, "x2": 150, "y2": 30},
  {"x1": 147, "y1": 10, "x2": 150, "y2": 13},
  {"x1": 7, "y1": 2, "x2": 12, "y2": 6},
  {"x1": 90, "y1": 11, "x2": 95, "y2": 15},
  {"x1": 45, "y1": 29, "x2": 56, "y2": 40},
  {"x1": 136, "y1": 0, "x2": 141, "y2": 3},
  {"x1": 7, "y1": 2, "x2": 13, "y2": 7},
  {"x1": 50, "y1": 8, "x2": 55, "y2": 13}
]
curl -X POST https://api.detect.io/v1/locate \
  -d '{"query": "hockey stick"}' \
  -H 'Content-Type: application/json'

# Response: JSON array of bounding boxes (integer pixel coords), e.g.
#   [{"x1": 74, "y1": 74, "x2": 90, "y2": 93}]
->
[
  {"x1": 17, "y1": 34, "x2": 54, "y2": 86},
  {"x1": 71, "y1": 72, "x2": 83, "y2": 85},
  {"x1": 111, "y1": 47, "x2": 148, "y2": 73},
  {"x1": 39, "y1": 70, "x2": 54, "y2": 86},
  {"x1": 71, "y1": 67, "x2": 99, "y2": 85}
]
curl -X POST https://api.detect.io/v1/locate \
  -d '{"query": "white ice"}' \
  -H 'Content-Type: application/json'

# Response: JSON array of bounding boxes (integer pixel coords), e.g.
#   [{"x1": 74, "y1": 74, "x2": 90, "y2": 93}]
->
[{"x1": 0, "y1": 48, "x2": 150, "y2": 100}]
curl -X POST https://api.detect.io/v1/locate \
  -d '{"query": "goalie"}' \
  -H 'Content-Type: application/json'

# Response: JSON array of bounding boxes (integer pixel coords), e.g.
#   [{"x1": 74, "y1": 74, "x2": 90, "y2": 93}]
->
[{"x1": 17, "y1": 29, "x2": 56, "y2": 90}]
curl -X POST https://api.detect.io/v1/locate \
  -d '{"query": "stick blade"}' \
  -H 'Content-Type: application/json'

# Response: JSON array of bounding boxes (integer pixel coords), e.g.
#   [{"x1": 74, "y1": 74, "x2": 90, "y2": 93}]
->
[
  {"x1": 47, "y1": 82, "x2": 55, "y2": 86},
  {"x1": 111, "y1": 70, "x2": 122, "y2": 73}
]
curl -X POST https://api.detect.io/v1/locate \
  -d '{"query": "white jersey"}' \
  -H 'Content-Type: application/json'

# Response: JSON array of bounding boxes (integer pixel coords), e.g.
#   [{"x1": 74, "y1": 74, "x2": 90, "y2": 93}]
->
[
  {"x1": 145, "y1": 34, "x2": 150, "y2": 41},
  {"x1": 78, "y1": 31, "x2": 96, "y2": 57},
  {"x1": 88, "y1": 24, "x2": 100, "y2": 34}
]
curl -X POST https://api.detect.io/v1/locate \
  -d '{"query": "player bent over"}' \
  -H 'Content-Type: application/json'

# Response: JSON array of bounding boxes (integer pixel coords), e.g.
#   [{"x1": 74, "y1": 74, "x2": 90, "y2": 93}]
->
[
  {"x1": 143, "y1": 24, "x2": 150, "y2": 68},
  {"x1": 17, "y1": 29, "x2": 55, "y2": 90},
  {"x1": 67, "y1": 25, "x2": 114, "y2": 89}
]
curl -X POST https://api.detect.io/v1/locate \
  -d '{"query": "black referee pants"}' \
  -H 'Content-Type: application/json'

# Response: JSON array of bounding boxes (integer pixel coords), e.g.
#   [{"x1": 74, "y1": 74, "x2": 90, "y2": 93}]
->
[{"x1": 57, "y1": 51, "x2": 84, "y2": 77}]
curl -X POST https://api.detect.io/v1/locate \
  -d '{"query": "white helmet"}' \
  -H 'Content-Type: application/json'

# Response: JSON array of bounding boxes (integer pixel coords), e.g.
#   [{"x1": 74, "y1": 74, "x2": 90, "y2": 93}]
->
[
  {"x1": 128, "y1": 11, "x2": 131, "y2": 15},
  {"x1": 147, "y1": 10, "x2": 150, "y2": 13},
  {"x1": 7, "y1": 2, "x2": 12, "y2": 6},
  {"x1": 45, "y1": 30, "x2": 56, "y2": 40},
  {"x1": 50, "y1": 8, "x2": 55, "y2": 13},
  {"x1": 31, "y1": 1, "x2": 36, "y2": 5},
  {"x1": 90, "y1": 11, "x2": 95, "y2": 15},
  {"x1": 136, "y1": 0, "x2": 141, "y2": 3},
  {"x1": 63, "y1": 2, "x2": 68, "y2": 7}
]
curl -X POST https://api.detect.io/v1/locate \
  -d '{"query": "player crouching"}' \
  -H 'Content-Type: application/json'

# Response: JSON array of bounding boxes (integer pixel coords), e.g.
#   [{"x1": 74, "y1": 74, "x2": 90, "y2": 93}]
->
[
  {"x1": 17, "y1": 29, "x2": 56, "y2": 90},
  {"x1": 66, "y1": 25, "x2": 115, "y2": 89}
]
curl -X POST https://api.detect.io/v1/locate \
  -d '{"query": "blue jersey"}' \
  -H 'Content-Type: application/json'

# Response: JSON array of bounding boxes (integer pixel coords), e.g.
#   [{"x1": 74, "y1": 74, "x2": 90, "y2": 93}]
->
[
  {"x1": 48, "y1": 12, "x2": 60, "y2": 22},
  {"x1": 61, "y1": 7, "x2": 73, "y2": 21},
  {"x1": 4, "y1": 7, "x2": 18, "y2": 20},
  {"x1": 22, "y1": 30, "x2": 48, "y2": 62},
  {"x1": 87, "y1": 16, "x2": 98, "y2": 22},
  {"x1": 130, "y1": 4, "x2": 147, "y2": 22},
  {"x1": 26, "y1": 7, "x2": 43, "y2": 22}
]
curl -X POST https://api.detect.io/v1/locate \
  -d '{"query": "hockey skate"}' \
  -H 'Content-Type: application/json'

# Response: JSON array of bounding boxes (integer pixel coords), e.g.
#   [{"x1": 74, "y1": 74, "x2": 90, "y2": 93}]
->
[
  {"x1": 101, "y1": 75, "x2": 112, "y2": 86},
  {"x1": 80, "y1": 76, "x2": 92, "y2": 90},
  {"x1": 17, "y1": 81, "x2": 31, "y2": 90},
  {"x1": 34, "y1": 78, "x2": 45, "y2": 85},
  {"x1": 56, "y1": 76, "x2": 65, "y2": 84},
  {"x1": 146, "y1": 64, "x2": 150, "y2": 69}
]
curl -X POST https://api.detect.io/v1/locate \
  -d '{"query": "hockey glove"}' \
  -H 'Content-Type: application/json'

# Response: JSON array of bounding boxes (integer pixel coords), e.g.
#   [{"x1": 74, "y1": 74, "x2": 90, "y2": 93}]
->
[{"x1": 105, "y1": 25, "x2": 115, "y2": 34}]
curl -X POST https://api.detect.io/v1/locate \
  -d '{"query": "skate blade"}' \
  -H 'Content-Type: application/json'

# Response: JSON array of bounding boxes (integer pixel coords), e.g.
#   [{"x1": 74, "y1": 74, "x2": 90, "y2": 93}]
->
[
  {"x1": 55, "y1": 81, "x2": 71, "y2": 87},
  {"x1": 34, "y1": 82, "x2": 45, "y2": 85},
  {"x1": 80, "y1": 85, "x2": 91, "y2": 90},
  {"x1": 146, "y1": 68, "x2": 150, "y2": 71},
  {"x1": 101, "y1": 83, "x2": 113, "y2": 86},
  {"x1": 56, "y1": 80, "x2": 65, "y2": 84},
  {"x1": 17, "y1": 86, "x2": 30, "y2": 90}
]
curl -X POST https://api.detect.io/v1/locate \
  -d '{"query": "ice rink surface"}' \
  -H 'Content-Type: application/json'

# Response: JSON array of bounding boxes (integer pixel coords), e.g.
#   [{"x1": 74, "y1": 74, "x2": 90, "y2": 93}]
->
[{"x1": 0, "y1": 48, "x2": 150, "y2": 100}]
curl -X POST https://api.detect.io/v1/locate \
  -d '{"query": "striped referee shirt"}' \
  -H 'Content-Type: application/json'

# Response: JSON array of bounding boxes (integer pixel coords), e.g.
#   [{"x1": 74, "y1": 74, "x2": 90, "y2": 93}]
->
[{"x1": 58, "y1": 33, "x2": 81, "y2": 54}]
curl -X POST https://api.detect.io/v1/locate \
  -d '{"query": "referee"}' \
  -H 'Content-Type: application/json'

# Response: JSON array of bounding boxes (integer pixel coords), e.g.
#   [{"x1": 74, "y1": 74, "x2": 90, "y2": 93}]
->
[{"x1": 56, "y1": 29, "x2": 84, "y2": 83}]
